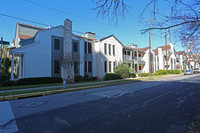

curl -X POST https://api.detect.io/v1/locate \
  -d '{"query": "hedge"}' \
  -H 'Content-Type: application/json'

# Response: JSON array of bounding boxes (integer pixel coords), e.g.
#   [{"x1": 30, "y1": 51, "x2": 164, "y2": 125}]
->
[
  {"x1": 138, "y1": 73, "x2": 149, "y2": 77},
  {"x1": 155, "y1": 70, "x2": 166, "y2": 75},
  {"x1": 16, "y1": 77, "x2": 62, "y2": 86},
  {"x1": 104, "y1": 73, "x2": 121, "y2": 80},
  {"x1": 74, "y1": 75, "x2": 82, "y2": 82},
  {"x1": 0, "y1": 73, "x2": 10, "y2": 83},
  {"x1": 168, "y1": 70, "x2": 182, "y2": 74}
]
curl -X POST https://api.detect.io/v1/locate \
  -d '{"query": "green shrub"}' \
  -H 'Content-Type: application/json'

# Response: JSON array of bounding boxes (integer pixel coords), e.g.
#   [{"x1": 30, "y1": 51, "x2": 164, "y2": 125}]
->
[
  {"x1": 82, "y1": 74, "x2": 89, "y2": 81},
  {"x1": 104, "y1": 73, "x2": 121, "y2": 80},
  {"x1": 2, "y1": 81, "x2": 16, "y2": 87},
  {"x1": 138, "y1": 73, "x2": 149, "y2": 77},
  {"x1": 16, "y1": 77, "x2": 62, "y2": 85},
  {"x1": 89, "y1": 77, "x2": 97, "y2": 81},
  {"x1": 130, "y1": 73, "x2": 136, "y2": 78},
  {"x1": 182, "y1": 70, "x2": 185, "y2": 72},
  {"x1": 0, "y1": 73, "x2": 10, "y2": 83},
  {"x1": 74, "y1": 75, "x2": 82, "y2": 82},
  {"x1": 168, "y1": 70, "x2": 182, "y2": 74},
  {"x1": 155, "y1": 70, "x2": 166, "y2": 75},
  {"x1": 174, "y1": 70, "x2": 181, "y2": 74},
  {"x1": 114, "y1": 63, "x2": 130, "y2": 78}
]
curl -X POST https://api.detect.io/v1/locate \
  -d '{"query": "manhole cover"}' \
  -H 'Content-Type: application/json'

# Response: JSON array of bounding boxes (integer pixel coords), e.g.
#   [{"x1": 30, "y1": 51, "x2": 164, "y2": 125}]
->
[{"x1": 20, "y1": 101, "x2": 48, "y2": 107}]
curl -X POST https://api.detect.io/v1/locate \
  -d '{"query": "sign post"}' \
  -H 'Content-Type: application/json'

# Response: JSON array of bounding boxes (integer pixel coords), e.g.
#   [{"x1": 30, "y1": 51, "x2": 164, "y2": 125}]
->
[{"x1": 0, "y1": 37, "x2": 10, "y2": 81}]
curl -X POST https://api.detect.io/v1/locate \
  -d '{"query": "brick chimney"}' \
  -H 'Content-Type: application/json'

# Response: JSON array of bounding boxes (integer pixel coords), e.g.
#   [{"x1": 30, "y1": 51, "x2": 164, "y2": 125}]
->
[{"x1": 61, "y1": 19, "x2": 74, "y2": 81}]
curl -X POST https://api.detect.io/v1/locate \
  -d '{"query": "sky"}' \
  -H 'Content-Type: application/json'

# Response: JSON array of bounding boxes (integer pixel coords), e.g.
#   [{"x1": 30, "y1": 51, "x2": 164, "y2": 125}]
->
[{"x1": 0, "y1": 0, "x2": 185, "y2": 51}]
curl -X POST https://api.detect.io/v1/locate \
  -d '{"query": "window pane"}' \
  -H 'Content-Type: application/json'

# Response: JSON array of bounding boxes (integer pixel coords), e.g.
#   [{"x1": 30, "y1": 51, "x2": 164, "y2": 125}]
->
[
  {"x1": 109, "y1": 44, "x2": 111, "y2": 55},
  {"x1": 73, "y1": 41, "x2": 78, "y2": 52},
  {"x1": 85, "y1": 61, "x2": 87, "y2": 73},
  {"x1": 113, "y1": 45, "x2": 115, "y2": 55},
  {"x1": 113, "y1": 62, "x2": 115, "y2": 69},
  {"x1": 109, "y1": 61, "x2": 111, "y2": 72},
  {"x1": 54, "y1": 60, "x2": 60, "y2": 74},
  {"x1": 88, "y1": 61, "x2": 92, "y2": 72},
  {"x1": 104, "y1": 61, "x2": 107, "y2": 72},
  {"x1": 88, "y1": 42, "x2": 92, "y2": 53},
  {"x1": 85, "y1": 41, "x2": 87, "y2": 53},
  {"x1": 54, "y1": 39, "x2": 60, "y2": 50},
  {"x1": 104, "y1": 43, "x2": 107, "y2": 54}
]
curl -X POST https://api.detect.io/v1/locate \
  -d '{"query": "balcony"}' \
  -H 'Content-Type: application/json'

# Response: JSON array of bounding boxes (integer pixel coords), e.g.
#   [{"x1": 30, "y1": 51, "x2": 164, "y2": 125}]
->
[
  {"x1": 123, "y1": 55, "x2": 132, "y2": 61},
  {"x1": 133, "y1": 56, "x2": 144, "y2": 62}
]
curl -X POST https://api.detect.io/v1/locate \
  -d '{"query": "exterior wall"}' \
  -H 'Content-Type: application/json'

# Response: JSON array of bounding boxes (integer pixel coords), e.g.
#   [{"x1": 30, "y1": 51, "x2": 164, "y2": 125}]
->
[
  {"x1": 142, "y1": 49, "x2": 156, "y2": 73},
  {"x1": 96, "y1": 36, "x2": 123, "y2": 79},
  {"x1": 12, "y1": 26, "x2": 63, "y2": 78},
  {"x1": 158, "y1": 48, "x2": 164, "y2": 70}
]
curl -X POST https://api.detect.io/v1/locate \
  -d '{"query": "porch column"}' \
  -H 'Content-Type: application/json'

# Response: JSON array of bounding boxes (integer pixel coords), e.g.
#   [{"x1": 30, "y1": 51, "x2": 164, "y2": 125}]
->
[
  {"x1": 130, "y1": 51, "x2": 133, "y2": 68},
  {"x1": 11, "y1": 53, "x2": 14, "y2": 80},
  {"x1": 137, "y1": 51, "x2": 139, "y2": 75},
  {"x1": 172, "y1": 59, "x2": 175, "y2": 70}
]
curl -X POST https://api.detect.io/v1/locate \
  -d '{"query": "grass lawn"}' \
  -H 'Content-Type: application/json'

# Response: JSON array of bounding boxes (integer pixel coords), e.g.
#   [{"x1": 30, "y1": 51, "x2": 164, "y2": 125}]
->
[
  {"x1": 0, "y1": 79, "x2": 138, "y2": 96},
  {"x1": 0, "y1": 74, "x2": 182, "y2": 97}
]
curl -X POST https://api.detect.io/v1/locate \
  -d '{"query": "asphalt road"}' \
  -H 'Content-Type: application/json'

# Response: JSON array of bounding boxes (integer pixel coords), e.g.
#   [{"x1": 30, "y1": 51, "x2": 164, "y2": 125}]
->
[{"x1": 2, "y1": 74, "x2": 200, "y2": 133}]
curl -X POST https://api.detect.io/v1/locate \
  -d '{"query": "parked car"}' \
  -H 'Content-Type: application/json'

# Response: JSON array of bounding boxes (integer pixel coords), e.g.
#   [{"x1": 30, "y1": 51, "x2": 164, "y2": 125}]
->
[
  {"x1": 184, "y1": 70, "x2": 193, "y2": 75},
  {"x1": 193, "y1": 68, "x2": 200, "y2": 74}
]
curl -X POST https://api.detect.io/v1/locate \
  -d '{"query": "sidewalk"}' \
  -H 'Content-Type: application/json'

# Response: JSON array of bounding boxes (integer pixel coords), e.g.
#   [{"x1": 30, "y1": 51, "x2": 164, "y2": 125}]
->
[
  {"x1": 0, "y1": 73, "x2": 190, "y2": 101},
  {"x1": 0, "y1": 73, "x2": 184, "y2": 93}
]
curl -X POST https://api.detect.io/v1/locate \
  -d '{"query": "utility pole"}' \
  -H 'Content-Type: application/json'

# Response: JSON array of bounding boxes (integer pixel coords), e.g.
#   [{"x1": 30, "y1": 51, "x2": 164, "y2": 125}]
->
[
  {"x1": 147, "y1": 19, "x2": 153, "y2": 77},
  {"x1": 189, "y1": 45, "x2": 191, "y2": 70},
  {"x1": 165, "y1": 32, "x2": 168, "y2": 75}
]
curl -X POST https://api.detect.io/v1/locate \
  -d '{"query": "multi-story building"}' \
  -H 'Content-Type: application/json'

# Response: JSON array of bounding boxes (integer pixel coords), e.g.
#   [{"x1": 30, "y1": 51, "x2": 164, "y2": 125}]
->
[
  {"x1": 10, "y1": 19, "x2": 188, "y2": 81},
  {"x1": 176, "y1": 51, "x2": 185, "y2": 70},
  {"x1": 154, "y1": 43, "x2": 177, "y2": 71}
]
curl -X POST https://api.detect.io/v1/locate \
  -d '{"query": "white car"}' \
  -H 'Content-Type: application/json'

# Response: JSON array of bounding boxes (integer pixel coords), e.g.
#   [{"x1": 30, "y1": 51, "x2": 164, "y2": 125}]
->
[
  {"x1": 193, "y1": 68, "x2": 200, "y2": 74},
  {"x1": 184, "y1": 70, "x2": 193, "y2": 75}
]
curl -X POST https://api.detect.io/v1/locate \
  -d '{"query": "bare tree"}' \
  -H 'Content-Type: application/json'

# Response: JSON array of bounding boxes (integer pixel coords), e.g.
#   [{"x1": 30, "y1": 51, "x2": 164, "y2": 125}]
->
[
  {"x1": 61, "y1": 52, "x2": 82, "y2": 83},
  {"x1": 92, "y1": 0, "x2": 200, "y2": 43},
  {"x1": 92, "y1": 0, "x2": 131, "y2": 24}
]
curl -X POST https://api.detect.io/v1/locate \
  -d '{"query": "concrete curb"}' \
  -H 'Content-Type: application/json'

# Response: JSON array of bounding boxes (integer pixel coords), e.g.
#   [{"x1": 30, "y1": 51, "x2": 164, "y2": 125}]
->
[
  {"x1": 0, "y1": 84, "x2": 109, "y2": 101},
  {"x1": 0, "y1": 74, "x2": 184, "y2": 101}
]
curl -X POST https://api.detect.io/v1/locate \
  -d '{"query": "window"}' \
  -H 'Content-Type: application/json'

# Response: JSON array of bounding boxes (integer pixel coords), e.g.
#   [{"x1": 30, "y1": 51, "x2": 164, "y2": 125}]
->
[
  {"x1": 139, "y1": 53, "x2": 141, "y2": 57},
  {"x1": 109, "y1": 44, "x2": 111, "y2": 55},
  {"x1": 88, "y1": 61, "x2": 92, "y2": 72},
  {"x1": 104, "y1": 61, "x2": 107, "y2": 72},
  {"x1": 54, "y1": 39, "x2": 60, "y2": 50},
  {"x1": 113, "y1": 62, "x2": 116, "y2": 69},
  {"x1": 104, "y1": 43, "x2": 107, "y2": 54},
  {"x1": 127, "y1": 51, "x2": 130, "y2": 55},
  {"x1": 113, "y1": 45, "x2": 115, "y2": 55},
  {"x1": 54, "y1": 60, "x2": 60, "y2": 74},
  {"x1": 73, "y1": 41, "x2": 78, "y2": 52},
  {"x1": 84, "y1": 41, "x2": 87, "y2": 53},
  {"x1": 88, "y1": 42, "x2": 92, "y2": 53},
  {"x1": 85, "y1": 61, "x2": 87, "y2": 73},
  {"x1": 109, "y1": 61, "x2": 111, "y2": 72},
  {"x1": 74, "y1": 61, "x2": 78, "y2": 73}
]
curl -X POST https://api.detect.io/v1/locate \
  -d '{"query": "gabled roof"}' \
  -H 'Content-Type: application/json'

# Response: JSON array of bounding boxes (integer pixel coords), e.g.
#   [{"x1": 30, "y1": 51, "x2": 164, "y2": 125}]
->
[
  {"x1": 136, "y1": 47, "x2": 149, "y2": 52},
  {"x1": 18, "y1": 23, "x2": 45, "y2": 30},
  {"x1": 176, "y1": 51, "x2": 185, "y2": 55},
  {"x1": 75, "y1": 35, "x2": 96, "y2": 41},
  {"x1": 98, "y1": 35, "x2": 124, "y2": 46},
  {"x1": 19, "y1": 34, "x2": 33, "y2": 40},
  {"x1": 154, "y1": 45, "x2": 171, "y2": 55}
]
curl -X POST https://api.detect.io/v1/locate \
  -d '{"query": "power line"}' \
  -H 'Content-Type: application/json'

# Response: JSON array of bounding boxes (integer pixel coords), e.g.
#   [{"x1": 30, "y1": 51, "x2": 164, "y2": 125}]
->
[
  {"x1": 0, "y1": 13, "x2": 48, "y2": 26},
  {"x1": 0, "y1": 13, "x2": 139, "y2": 46},
  {"x1": 24, "y1": 0, "x2": 107, "y2": 25}
]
